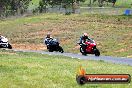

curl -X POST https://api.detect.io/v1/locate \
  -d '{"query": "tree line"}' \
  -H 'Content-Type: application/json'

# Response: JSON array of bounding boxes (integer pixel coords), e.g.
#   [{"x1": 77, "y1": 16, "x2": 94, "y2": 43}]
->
[
  {"x1": 0, "y1": 0, "x2": 118, "y2": 17},
  {"x1": 0, "y1": 0, "x2": 85, "y2": 16},
  {"x1": 0, "y1": 0, "x2": 86, "y2": 16},
  {"x1": 92, "y1": 0, "x2": 117, "y2": 7},
  {"x1": 38, "y1": 0, "x2": 85, "y2": 13}
]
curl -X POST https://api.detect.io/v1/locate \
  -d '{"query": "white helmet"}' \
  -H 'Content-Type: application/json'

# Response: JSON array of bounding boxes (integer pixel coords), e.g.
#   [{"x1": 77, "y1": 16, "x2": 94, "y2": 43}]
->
[{"x1": 83, "y1": 33, "x2": 88, "y2": 36}]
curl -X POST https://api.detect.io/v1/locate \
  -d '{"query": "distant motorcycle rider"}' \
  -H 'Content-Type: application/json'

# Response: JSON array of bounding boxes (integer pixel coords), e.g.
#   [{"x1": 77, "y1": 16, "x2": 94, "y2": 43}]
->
[
  {"x1": 112, "y1": 0, "x2": 116, "y2": 7},
  {"x1": 44, "y1": 33, "x2": 53, "y2": 49},
  {"x1": 79, "y1": 33, "x2": 90, "y2": 53}
]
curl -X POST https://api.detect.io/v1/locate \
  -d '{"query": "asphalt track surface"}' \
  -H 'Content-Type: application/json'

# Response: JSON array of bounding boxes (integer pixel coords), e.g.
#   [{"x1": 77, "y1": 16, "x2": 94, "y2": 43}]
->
[{"x1": 13, "y1": 49, "x2": 132, "y2": 66}]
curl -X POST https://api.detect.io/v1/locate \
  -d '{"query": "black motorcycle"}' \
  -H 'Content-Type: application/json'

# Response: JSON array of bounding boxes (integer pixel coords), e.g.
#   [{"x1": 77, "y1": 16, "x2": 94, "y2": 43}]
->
[{"x1": 46, "y1": 38, "x2": 64, "y2": 53}]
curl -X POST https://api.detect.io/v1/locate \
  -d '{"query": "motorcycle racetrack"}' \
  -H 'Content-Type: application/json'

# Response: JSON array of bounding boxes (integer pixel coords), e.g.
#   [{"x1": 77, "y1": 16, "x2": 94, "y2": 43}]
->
[
  {"x1": 1, "y1": 13, "x2": 132, "y2": 67},
  {"x1": 13, "y1": 49, "x2": 132, "y2": 66}
]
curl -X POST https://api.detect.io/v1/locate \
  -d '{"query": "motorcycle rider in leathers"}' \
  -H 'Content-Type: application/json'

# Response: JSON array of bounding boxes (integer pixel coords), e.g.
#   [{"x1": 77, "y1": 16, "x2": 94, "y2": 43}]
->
[
  {"x1": 79, "y1": 33, "x2": 90, "y2": 53},
  {"x1": 44, "y1": 33, "x2": 53, "y2": 49}
]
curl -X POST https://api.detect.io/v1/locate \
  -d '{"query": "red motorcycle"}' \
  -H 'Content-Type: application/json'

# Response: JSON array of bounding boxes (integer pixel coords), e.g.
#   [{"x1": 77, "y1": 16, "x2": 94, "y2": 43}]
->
[{"x1": 79, "y1": 38, "x2": 100, "y2": 56}]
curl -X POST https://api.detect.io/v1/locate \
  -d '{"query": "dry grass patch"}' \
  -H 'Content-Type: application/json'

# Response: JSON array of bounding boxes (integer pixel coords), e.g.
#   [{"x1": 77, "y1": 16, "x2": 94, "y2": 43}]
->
[
  {"x1": 12, "y1": 44, "x2": 46, "y2": 50},
  {"x1": 0, "y1": 51, "x2": 17, "y2": 55}
]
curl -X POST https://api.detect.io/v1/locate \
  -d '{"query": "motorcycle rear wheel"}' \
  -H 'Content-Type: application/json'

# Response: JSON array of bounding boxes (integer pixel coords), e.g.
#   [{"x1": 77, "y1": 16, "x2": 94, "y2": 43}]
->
[{"x1": 80, "y1": 47, "x2": 87, "y2": 56}]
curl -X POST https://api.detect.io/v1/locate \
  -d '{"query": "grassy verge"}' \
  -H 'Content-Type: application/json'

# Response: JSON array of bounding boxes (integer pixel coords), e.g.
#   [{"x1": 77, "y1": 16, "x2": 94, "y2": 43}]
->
[
  {"x1": 116, "y1": 0, "x2": 132, "y2": 8},
  {"x1": 0, "y1": 49, "x2": 132, "y2": 88}
]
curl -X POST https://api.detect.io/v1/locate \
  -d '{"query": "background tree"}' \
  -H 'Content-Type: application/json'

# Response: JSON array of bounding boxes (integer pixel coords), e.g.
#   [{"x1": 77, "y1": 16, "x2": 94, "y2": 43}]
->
[
  {"x1": 0, "y1": 0, "x2": 31, "y2": 17},
  {"x1": 38, "y1": 0, "x2": 85, "y2": 14},
  {"x1": 38, "y1": 0, "x2": 47, "y2": 13},
  {"x1": 93, "y1": 0, "x2": 116, "y2": 7},
  {"x1": 61, "y1": 0, "x2": 85, "y2": 13}
]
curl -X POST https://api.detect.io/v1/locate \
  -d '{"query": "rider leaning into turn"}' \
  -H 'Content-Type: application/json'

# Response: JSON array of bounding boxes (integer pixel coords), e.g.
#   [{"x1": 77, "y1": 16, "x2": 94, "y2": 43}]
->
[
  {"x1": 79, "y1": 33, "x2": 90, "y2": 52},
  {"x1": 44, "y1": 33, "x2": 53, "y2": 49}
]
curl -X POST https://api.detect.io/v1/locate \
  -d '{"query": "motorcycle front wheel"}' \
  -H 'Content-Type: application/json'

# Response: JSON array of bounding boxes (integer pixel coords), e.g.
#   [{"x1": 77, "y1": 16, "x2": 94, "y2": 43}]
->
[
  {"x1": 94, "y1": 48, "x2": 100, "y2": 56},
  {"x1": 8, "y1": 44, "x2": 12, "y2": 49},
  {"x1": 58, "y1": 46, "x2": 64, "y2": 53}
]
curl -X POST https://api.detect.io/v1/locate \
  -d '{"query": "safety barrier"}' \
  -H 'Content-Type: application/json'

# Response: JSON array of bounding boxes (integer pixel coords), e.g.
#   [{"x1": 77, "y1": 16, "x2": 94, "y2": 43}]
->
[{"x1": 124, "y1": 9, "x2": 132, "y2": 15}]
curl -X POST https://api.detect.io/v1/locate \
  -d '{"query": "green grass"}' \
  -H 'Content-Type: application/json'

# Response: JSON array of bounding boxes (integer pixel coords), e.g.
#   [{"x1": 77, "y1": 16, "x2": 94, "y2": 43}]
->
[
  {"x1": 116, "y1": 0, "x2": 132, "y2": 7},
  {"x1": 0, "y1": 49, "x2": 132, "y2": 88}
]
